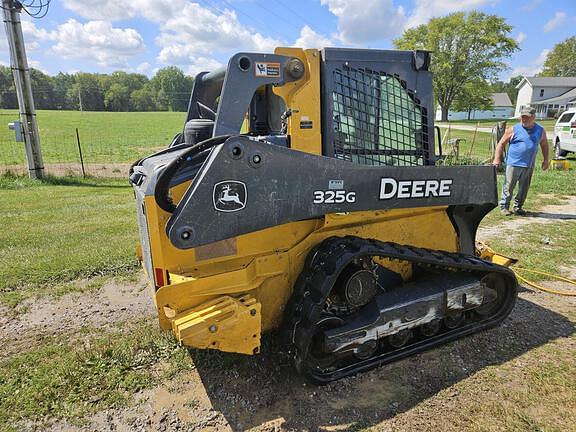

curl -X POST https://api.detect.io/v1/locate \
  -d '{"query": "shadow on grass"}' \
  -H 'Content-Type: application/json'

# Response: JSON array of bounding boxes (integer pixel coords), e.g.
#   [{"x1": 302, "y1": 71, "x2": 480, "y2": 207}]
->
[
  {"x1": 39, "y1": 175, "x2": 129, "y2": 188},
  {"x1": 524, "y1": 211, "x2": 576, "y2": 221},
  {"x1": 189, "y1": 296, "x2": 574, "y2": 431},
  {"x1": 0, "y1": 173, "x2": 129, "y2": 189}
]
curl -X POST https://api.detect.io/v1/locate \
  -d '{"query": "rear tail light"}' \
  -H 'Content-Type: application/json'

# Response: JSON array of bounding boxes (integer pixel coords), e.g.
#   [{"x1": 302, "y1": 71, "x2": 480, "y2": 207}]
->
[
  {"x1": 571, "y1": 121, "x2": 576, "y2": 128},
  {"x1": 155, "y1": 268, "x2": 166, "y2": 287}
]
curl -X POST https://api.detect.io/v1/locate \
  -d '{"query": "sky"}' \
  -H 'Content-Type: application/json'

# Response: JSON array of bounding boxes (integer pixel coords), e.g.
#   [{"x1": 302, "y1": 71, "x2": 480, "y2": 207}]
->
[{"x1": 1, "y1": 0, "x2": 575, "y2": 81}]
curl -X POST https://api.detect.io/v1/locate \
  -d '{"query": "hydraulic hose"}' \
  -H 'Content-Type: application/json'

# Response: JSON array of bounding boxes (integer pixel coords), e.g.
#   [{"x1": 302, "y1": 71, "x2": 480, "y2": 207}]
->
[
  {"x1": 513, "y1": 267, "x2": 576, "y2": 297},
  {"x1": 154, "y1": 135, "x2": 231, "y2": 213}
]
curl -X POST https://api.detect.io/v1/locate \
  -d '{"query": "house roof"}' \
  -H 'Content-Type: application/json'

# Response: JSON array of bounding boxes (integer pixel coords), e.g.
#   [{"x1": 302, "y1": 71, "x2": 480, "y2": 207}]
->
[
  {"x1": 517, "y1": 76, "x2": 576, "y2": 89},
  {"x1": 491, "y1": 93, "x2": 512, "y2": 107},
  {"x1": 534, "y1": 87, "x2": 576, "y2": 104}
]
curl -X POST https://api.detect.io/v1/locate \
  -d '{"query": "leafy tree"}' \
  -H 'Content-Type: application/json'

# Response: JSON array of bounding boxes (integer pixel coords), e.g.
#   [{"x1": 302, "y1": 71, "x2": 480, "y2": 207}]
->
[
  {"x1": 104, "y1": 83, "x2": 131, "y2": 111},
  {"x1": 151, "y1": 66, "x2": 192, "y2": 111},
  {"x1": 394, "y1": 11, "x2": 518, "y2": 121},
  {"x1": 0, "y1": 65, "x2": 18, "y2": 109},
  {"x1": 540, "y1": 36, "x2": 576, "y2": 77},
  {"x1": 452, "y1": 79, "x2": 492, "y2": 120},
  {"x1": 52, "y1": 73, "x2": 76, "y2": 109},
  {"x1": 490, "y1": 75, "x2": 522, "y2": 106},
  {"x1": 1, "y1": 65, "x2": 195, "y2": 112},
  {"x1": 130, "y1": 85, "x2": 158, "y2": 111},
  {"x1": 30, "y1": 68, "x2": 56, "y2": 109},
  {"x1": 71, "y1": 73, "x2": 105, "y2": 111}
]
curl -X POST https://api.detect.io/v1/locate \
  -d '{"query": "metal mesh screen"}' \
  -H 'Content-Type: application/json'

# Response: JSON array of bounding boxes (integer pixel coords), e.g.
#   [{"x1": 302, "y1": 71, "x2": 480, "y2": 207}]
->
[{"x1": 332, "y1": 65, "x2": 430, "y2": 166}]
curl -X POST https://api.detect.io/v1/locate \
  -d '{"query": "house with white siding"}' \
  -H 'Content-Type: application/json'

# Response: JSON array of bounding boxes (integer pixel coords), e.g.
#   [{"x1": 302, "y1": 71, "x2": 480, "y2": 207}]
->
[
  {"x1": 515, "y1": 76, "x2": 576, "y2": 119},
  {"x1": 435, "y1": 93, "x2": 514, "y2": 121}
]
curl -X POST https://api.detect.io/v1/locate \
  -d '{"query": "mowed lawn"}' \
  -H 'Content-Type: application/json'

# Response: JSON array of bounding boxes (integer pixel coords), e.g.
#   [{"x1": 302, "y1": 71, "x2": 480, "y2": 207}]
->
[
  {"x1": 0, "y1": 110, "x2": 185, "y2": 165},
  {"x1": 0, "y1": 175, "x2": 139, "y2": 307}
]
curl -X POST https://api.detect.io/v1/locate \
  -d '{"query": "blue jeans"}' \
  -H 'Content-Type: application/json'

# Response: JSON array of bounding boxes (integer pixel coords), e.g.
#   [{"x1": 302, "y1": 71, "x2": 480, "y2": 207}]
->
[{"x1": 499, "y1": 165, "x2": 534, "y2": 210}]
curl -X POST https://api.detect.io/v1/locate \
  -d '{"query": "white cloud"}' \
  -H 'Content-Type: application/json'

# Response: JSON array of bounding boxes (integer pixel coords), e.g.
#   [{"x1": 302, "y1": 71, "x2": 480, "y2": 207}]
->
[
  {"x1": 155, "y1": 3, "x2": 282, "y2": 70},
  {"x1": 515, "y1": 32, "x2": 527, "y2": 44},
  {"x1": 136, "y1": 62, "x2": 150, "y2": 74},
  {"x1": 320, "y1": 0, "x2": 498, "y2": 44},
  {"x1": 510, "y1": 48, "x2": 550, "y2": 77},
  {"x1": 61, "y1": 0, "x2": 183, "y2": 22},
  {"x1": 51, "y1": 20, "x2": 145, "y2": 68},
  {"x1": 521, "y1": 0, "x2": 542, "y2": 12},
  {"x1": 543, "y1": 11, "x2": 566, "y2": 32},
  {"x1": 186, "y1": 57, "x2": 223, "y2": 76},
  {"x1": 21, "y1": 20, "x2": 55, "y2": 50},
  {"x1": 293, "y1": 25, "x2": 334, "y2": 48},
  {"x1": 28, "y1": 59, "x2": 49, "y2": 74},
  {"x1": 406, "y1": 0, "x2": 497, "y2": 28},
  {"x1": 320, "y1": 0, "x2": 405, "y2": 44},
  {"x1": 64, "y1": 0, "x2": 286, "y2": 73}
]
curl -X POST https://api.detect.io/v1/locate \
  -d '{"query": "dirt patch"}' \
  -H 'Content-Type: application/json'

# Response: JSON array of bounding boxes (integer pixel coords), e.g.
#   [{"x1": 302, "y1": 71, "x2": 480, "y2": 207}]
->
[
  {"x1": 0, "y1": 275, "x2": 155, "y2": 359},
  {"x1": 0, "y1": 163, "x2": 131, "y2": 178},
  {"x1": 478, "y1": 195, "x2": 576, "y2": 241},
  {"x1": 40, "y1": 287, "x2": 575, "y2": 432}
]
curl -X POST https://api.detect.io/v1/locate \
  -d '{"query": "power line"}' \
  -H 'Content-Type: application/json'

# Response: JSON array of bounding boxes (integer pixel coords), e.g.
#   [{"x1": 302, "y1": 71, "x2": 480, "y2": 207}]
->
[
  {"x1": 20, "y1": 0, "x2": 51, "y2": 19},
  {"x1": 274, "y1": 0, "x2": 334, "y2": 38}
]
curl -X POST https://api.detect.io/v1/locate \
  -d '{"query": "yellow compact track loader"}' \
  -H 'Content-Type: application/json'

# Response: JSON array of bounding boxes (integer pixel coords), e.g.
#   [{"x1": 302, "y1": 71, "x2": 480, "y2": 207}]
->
[{"x1": 130, "y1": 48, "x2": 518, "y2": 382}]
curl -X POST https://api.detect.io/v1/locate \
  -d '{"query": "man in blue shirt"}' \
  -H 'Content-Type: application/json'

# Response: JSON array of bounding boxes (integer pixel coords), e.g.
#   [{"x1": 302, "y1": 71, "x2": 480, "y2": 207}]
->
[{"x1": 492, "y1": 106, "x2": 549, "y2": 216}]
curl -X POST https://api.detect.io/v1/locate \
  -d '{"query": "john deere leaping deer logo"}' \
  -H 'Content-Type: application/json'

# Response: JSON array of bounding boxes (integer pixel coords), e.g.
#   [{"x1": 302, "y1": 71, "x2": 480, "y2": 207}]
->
[{"x1": 213, "y1": 181, "x2": 247, "y2": 212}]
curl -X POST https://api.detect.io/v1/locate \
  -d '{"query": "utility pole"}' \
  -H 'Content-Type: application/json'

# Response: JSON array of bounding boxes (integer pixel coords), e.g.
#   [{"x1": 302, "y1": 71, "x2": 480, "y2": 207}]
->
[{"x1": 3, "y1": 0, "x2": 44, "y2": 178}]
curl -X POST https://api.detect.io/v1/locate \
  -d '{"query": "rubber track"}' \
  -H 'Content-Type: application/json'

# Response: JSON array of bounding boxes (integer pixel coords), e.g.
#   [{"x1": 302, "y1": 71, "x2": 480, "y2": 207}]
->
[{"x1": 284, "y1": 236, "x2": 518, "y2": 383}]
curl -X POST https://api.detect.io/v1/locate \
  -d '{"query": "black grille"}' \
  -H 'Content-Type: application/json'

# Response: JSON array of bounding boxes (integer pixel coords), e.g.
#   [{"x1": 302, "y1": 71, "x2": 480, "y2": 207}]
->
[{"x1": 331, "y1": 65, "x2": 429, "y2": 166}]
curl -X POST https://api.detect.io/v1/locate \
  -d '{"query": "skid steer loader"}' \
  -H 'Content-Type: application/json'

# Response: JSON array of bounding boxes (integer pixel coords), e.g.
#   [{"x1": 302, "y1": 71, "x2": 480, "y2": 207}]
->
[{"x1": 129, "y1": 48, "x2": 517, "y2": 383}]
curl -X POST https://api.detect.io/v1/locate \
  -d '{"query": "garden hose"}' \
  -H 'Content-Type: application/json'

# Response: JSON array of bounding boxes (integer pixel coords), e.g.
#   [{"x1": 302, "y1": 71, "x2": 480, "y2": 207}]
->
[{"x1": 513, "y1": 267, "x2": 576, "y2": 297}]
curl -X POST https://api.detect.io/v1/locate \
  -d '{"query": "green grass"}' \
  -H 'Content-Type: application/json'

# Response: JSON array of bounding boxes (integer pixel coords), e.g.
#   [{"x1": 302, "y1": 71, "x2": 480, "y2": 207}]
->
[
  {"x1": 0, "y1": 109, "x2": 185, "y2": 164},
  {"x1": 481, "y1": 152, "x2": 576, "y2": 227},
  {"x1": 489, "y1": 219, "x2": 576, "y2": 279},
  {"x1": 0, "y1": 173, "x2": 138, "y2": 307},
  {"x1": 0, "y1": 323, "x2": 194, "y2": 431}
]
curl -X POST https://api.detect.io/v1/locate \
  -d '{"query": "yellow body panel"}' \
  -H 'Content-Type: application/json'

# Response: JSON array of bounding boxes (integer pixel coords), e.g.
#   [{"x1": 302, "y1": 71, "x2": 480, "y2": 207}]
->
[
  {"x1": 273, "y1": 48, "x2": 322, "y2": 155},
  {"x1": 172, "y1": 294, "x2": 261, "y2": 355},
  {"x1": 146, "y1": 204, "x2": 460, "y2": 351}
]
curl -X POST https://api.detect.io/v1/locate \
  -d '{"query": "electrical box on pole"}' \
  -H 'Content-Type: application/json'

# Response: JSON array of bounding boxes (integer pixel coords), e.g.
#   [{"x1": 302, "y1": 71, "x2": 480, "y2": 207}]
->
[
  {"x1": 8, "y1": 120, "x2": 24, "y2": 142},
  {"x1": 2, "y1": 0, "x2": 45, "y2": 178}
]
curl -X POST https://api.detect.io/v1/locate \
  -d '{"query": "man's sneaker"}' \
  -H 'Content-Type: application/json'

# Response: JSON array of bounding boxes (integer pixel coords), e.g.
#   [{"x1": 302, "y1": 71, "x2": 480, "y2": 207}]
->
[
  {"x1": 500, "y1": 208, "x2": 512, "y2": 216},
  {"x1": 514, "y1": 208, "x2": 527, "y2": 216}
]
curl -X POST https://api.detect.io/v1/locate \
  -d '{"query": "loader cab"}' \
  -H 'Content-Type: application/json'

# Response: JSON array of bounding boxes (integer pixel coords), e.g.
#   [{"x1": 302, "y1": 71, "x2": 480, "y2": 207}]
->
[{"x1": 182, "y1": 48, "x2": 435, "y2": 165}]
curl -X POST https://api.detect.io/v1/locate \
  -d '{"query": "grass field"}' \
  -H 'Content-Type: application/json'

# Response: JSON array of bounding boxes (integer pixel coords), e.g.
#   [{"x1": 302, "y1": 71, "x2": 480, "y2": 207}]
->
[
  {"x1": 0, "y1": 174, "x2": 139, "y2": 307},
  {"x1": 0, "y1": 110, "x2": 185, "y2": 165}
]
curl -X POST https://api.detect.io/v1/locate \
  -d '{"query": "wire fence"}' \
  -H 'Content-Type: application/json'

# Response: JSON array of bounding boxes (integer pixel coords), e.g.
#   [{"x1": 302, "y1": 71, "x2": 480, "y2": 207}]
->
[
  {"x1": 0, "y1": 112, "x2": 528, "y2": 178},
  {"x1": 436, "y1": 123, "x2": 500, "y2": 166},
  {"x1": 0, "y1": 131, "x2": 162, "y2": 178},
  {"x1": 0, "y1": 111, "x2": 179, "y2": 178}
]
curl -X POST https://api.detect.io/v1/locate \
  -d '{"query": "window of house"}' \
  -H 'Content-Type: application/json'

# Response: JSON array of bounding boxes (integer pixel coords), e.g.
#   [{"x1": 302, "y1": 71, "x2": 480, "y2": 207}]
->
[
  {"x1": 554, "y1": 104, "x2": 559, "y2": 108},
  {"x1": 539, "y1": 89, "x2": 544, "y2": 97}
]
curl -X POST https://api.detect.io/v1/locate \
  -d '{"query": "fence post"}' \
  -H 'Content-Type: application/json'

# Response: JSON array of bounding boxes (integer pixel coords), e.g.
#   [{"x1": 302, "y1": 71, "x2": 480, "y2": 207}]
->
[{"x1": 75, "y1": 128, "x2": 86, "y2": 178}]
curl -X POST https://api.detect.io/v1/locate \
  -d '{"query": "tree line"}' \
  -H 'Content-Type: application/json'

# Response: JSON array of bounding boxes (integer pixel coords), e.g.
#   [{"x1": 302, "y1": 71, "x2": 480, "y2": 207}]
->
[{"x1": 0, "y1": 66, "x2": 194, "y2": 112}]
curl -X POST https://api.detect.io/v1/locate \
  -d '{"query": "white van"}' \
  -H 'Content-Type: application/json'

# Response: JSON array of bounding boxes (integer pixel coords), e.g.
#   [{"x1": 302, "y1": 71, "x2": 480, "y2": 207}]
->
[{"x1": 553, "y1": 109, "x2": 576, "y2": 157}]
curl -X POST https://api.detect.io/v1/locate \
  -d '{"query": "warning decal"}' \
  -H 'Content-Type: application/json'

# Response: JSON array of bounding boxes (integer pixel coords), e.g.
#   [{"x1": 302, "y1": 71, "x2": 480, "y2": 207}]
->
[{"x1": 255, "y1": 62, "x2": 281, "y2": 77}]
